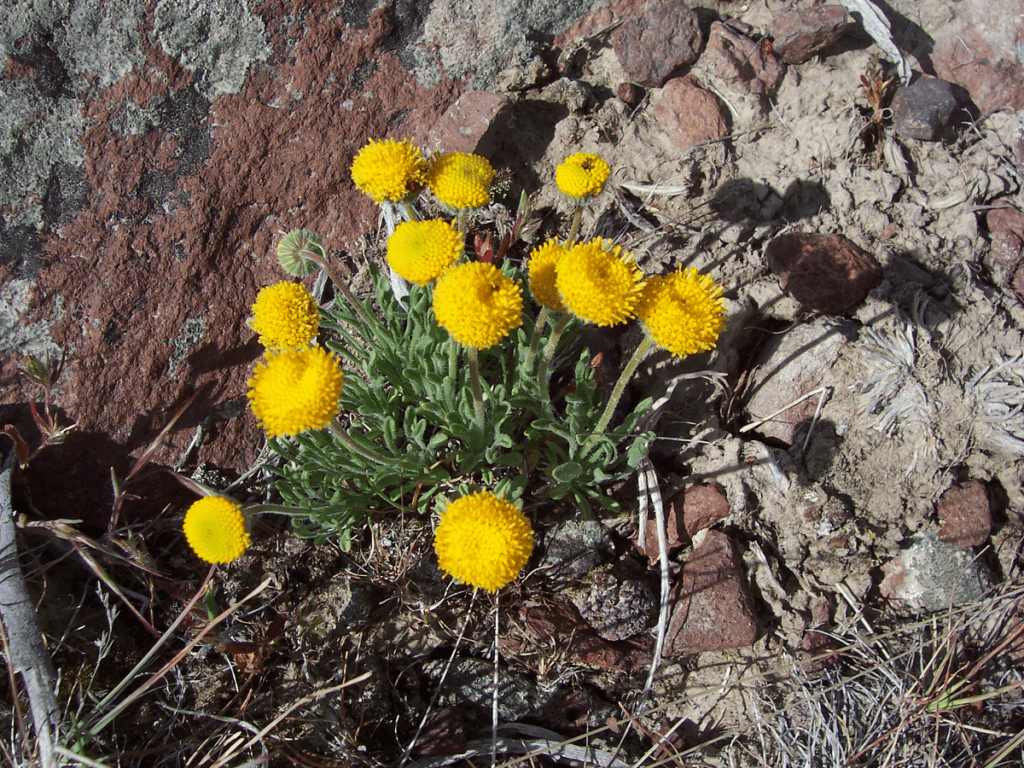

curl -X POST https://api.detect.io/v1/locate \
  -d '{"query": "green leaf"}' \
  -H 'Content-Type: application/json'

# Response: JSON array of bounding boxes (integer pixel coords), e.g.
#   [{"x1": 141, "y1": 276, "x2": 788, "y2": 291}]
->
[{"x1": 551, "y1": 461, "x2": 584, "y2": 483}]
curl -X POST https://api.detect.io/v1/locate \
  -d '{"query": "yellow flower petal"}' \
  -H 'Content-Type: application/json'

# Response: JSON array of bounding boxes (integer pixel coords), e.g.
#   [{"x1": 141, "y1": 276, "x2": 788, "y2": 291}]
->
[
  {"x1": 247, "y1": 347, "x2": 343, "y2": 437},
  {"x1": 351, "y1": 138, "x2": 426, "y2": 203},
  {"x1": 556, "y1": 153, "x2": 610, "y2": 201},
  {"x1": 250, "y1": 282, "x2": 319, "y2": 351},
  {"x1": 183, "y1": 497, "x2": 250, "y2": 564},
  {"x1": 432, "y1": 261, "x2": 523, "y2": 349},
  {"x1": 433, "y1": 491, "x2": 534, "y2": 592},
  {"x1": 636, "y1": 268, "x2": 727, "y2": 357},
  {"x1": 426, "y1": 152, "x2": 495, "y2": 210},
  {"x1": 555, "y1": 238, "x2": 644, "y2": 326},
  {"x1": 387, "y1": 219, "x2": 464, "y2": 286},
  {"x1": 528, "y1": 237, "x2": 569, "y2": 312}
]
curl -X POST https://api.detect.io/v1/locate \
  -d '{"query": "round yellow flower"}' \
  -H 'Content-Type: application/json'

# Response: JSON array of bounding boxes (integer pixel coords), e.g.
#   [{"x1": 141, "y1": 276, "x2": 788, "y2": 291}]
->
[
  {"x1": 351, "y1": 138, "x2": 427, "y2": 203},
  {"x1": 250, "y1": 282, "x2": 319, "y2": 351},
  {"x1": 528, "y1": 238, "x2": 569, "y2": 312},
  {"x1": 555, "y1": 238, "x2": 644, "y2": 326},
  {"x1": 183, "y1": 497, "x2": 250, "y2": 564},
  {"x1": 637, "y1": 268, "x2": 727, "y2": 357},
  {"x1": 556, "y1": 153, "x2": 611, "y2": 201},
  {"x1": 426, "y1": 152, "x2": 494, "y2": 209},
  {"x1": 432, "y1": 261, "x2": 523, "y2": 349},
  {"x1": 433, "y1": 491, "x2": 534, "y2": 592},
  {"x1": 386, "y1": 219, "x2": 464, "y2": 286},
  {"x1": 247, "y1": 347, "x2": 344, "y2": 438}
]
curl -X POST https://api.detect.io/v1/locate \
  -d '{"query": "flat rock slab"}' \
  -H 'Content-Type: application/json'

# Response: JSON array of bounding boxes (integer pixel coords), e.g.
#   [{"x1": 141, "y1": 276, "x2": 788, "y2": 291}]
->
[
  {"x1": 665, "y1": 530, "x2": 758, "y2": 656},
  {"x1": 769, "y1": 5, "x2": 851, "y2": 65},
  {"x1": 880, "y1": 531, "x2": 991, "y2": 611},
  {"x1": 765, "y1": 232, "x2": 884, "y2": 313}
]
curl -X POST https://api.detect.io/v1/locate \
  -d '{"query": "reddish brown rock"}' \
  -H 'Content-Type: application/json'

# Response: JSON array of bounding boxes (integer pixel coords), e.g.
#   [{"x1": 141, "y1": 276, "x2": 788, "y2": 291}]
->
[
  {"x1": 937, "y1": 480, "x2": 992, "y2": 548},
  {"x1": 617, "y1": 81, "x2": 644, "y2": 109},
  {"x1": 635, "y1": 487, "x2": 689, "y2": 563},
  {"x1": 706, "y1": 21, "x2": 786, "y2": 96},
  {"x1": 800, "y1": 629, "x2": 840, "y2": 672},
  {"x1": 424, "y1": 90, "x2": 511, "y2": 156},
  {"x1": 414, "y1": 708, "x2": 468, "y2": 757},
  {"x1": 986, "y1": 206, "x2": 1024, "y2": 300},
  {"x1": 932, "y1": 0, "x2": 1024, "y2": 113},
  {"x1": 681, "y1": 483, "x2": 731, "y2": 538},
  {"x1": 891, "y1": 77, "x2": 964, "y2": 141},
  {"x1": 611, "y1": 1, "x2": 703, "y2": 88},
  {"x1": 654, "y1": 77, "x2": 729, "y2": 151},
  {"x1": 769, "y1": 5, "x2": 851, "y2": 64},
  {"x1": 665, "y1": 530, "x2": 758, "y2": 656},
  {"x1": 765, "y1": 233, "x2": 884, "y2": 313},
  {"x1": 521, "y1": 600, "x2": 652, "y2": 672}
]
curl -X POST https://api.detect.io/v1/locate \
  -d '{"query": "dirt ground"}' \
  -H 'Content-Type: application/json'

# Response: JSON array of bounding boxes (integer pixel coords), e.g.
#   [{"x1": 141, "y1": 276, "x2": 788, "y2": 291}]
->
[{"x1": 4, "y1": 0, "x2": 1024, "y2": 766}]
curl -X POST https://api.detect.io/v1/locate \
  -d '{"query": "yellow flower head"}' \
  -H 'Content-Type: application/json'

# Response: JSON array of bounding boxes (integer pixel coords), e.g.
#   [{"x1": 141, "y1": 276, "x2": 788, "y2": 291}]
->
[
  {"x1": 386, "y1": 219, "x2": 464, "y2": 286},
  {"x1": 247, "y1": 347, "x2": 343, "y2": 438},
  {"x1": 183, "y1": 496, "x2": 250, "y2": 564},
  {"x1": 528, "y1": 238, "x2": 569, "y2": 312},
  {"x1": 426, "y1": 152, "x2": 495, "y2": 210},
  {"x1": 556, "y1": 153, "x2": 611, "y2": 202},
  {"x1": 432, "y1": 261, "x2": 523, "y2": 349},
  {"x1": 250, "y1": 282, "x2": 319, "y2": 351},
  {"x1": 637, "y1": 268, "x2": 727, "y2": 357},
  {"x1": 433, "y1": 491, "x2": 534, "y2": 592},
  {"x1": 351, "y1": 138, "x2": 427, "y2": 203},
  {"x1": 555, "y1": 238, "x2": 644, "y2": 326}
]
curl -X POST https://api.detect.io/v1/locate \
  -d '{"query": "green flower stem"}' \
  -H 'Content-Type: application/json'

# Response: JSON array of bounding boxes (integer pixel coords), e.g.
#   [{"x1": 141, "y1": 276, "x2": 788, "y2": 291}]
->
[
  {"x1": 244, "y1": 504, "x2": 306, "y2": 516},
  {"x1": 583, "y1": 334, "x2": 656, "y2": 452},
  {"x1": 537, "y1": 314, "x2": 572, "y2": 407},
  {"x1": 456, "y1": 209, "x2": 468, "y2": 235},
  {"x1": 305, "y1": 251, "x2": 375, "y2": 329},
  {"x1": 566, "y1": 201, "x2": 584, "y2": 246},
  {"x1": 524, "y1": 305, "x2": 552, "y2": 373},
  {"x1": 400, "y1": 200, "x2": 420, "y2": 222},
  {"x1": 327, "y1": 420, "x2": 389, "y2": 465},
  {"x1": 469, "y1": 346, "x2": 486, "y2": 426}
]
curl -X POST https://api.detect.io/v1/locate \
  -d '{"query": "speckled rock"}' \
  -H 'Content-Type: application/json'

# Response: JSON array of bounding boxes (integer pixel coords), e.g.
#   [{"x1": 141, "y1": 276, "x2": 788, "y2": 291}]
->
[
  {"x1": 569, "y1": 570, "x2": 655, "y2": 641},
  {"x1": 937, "y1": 479, "x2": 992, "y2": 548},
  {"x1": 765, "y1": 232, "x2": 884, "y2": 313},
  {"x1": 879, "y1": 531, "x2": 991, "y2": 611},
  {"x1": 611, "y1": 0, "x2": 702, "y2": 88},
  {"x1": 665, "y1": 530, "x2": 758, "y2": 655},
  {"x1": 891, "y1": 76, "x2": 963, "y2": 141}
]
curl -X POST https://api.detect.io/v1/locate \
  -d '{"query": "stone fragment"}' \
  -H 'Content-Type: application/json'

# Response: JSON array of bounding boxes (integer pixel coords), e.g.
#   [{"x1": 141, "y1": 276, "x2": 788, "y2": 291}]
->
[
  {"x1": 570, "y1": 571, "x2": 655, "y2": 641},
  {"x1": 891, "y1": 76, "x2": 962, "y2": 141},
  {"x1": 654, "y1": 77, "x2": 729, "y2": 151},
  {"x1": 932, "y1": 0, "x2": 1024, "y2": 113},
  {"x1": 424, "y1": 90, "x2": 510, "y2": 156},
  {"x1": 635, "y1": 487, "x2": 689, "y2": 563},
  {"x1": 611, "y1": 1, "x2": 702, "y2": 88},
  {"x1": 706, "y1": 21, "x2": 786, "y2": 96},
  {"x1": 801, "y1": 629, "x2": 840, "y2": 672},
  {"x1": 937, "y1": 479, "x2": 992, "y2": 548},
  {"x1": 879, "y1": 531, "x2": 990, "y2": 611},
  {"x1": 745, "y1": 317, "x2": 857, "y2": 445},
  {"x1": 617, "y1": 81, "x2": 644, "y2": 109},
  {"x1": 536, "y1": 519, "x2": 613, "y2": 586},
  {"x1": 665, "y1": 530, "x2": 758, "y2": 656},
  {"x1": 986, "y1": 206, "x2": 1024, "y2": 299},
  {"x1": 769, "y1": 5, "x2": 851, "y2": 64},
  {"x1": 681, "y1": 483, "x2": 731, "y2": 538},
  {"x1": 521, "y1": 600, "x2": 652, "y2": 672},
  {"x1": 765, "y1": 232, "x2": 884, "y2": 313}
]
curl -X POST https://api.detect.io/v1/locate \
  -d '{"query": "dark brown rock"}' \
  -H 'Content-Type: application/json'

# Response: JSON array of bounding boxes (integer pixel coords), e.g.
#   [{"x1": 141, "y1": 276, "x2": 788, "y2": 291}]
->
[
  {"x1": 654, "y1": 77, "x2": 729, "y2": 150},
  {"x1": 520, "y1": 600, "x2": 652, "y2": 672},
  {"x1": 937, "y1": 479, "x2": 992, "y2": 548},
  {"x1": 765, "y1": 233, "x2": 884, "y2": 313},
  {"x1": 424, "y1": 90, "x2": 510, "y2": 156},
  {"x1": 635, "y1": 487, "x2": 689, "y2": 563},
  {"x1": 932, "y1": 0, "x2": 1024, "y2": 113},
  {"x1": 745, "y1": 317, "x2": 857, "y2": 445},
  {"x1": 414, "y1": 708, "x2": 468, "y2": 757},
  {"x1": 706, "y1": 21, "x2": 786, "y2": 96},
  {"x1": 611, "y1": 1, "x2": 702, "y2": 88},
  {"x1": 986, "y1": 207, "x2": 1024, "y2": 300},
  {"x1": 665, "y1": 530, "x2": 758, "y2": 656},
  {"x1": 617, "y1": 81, "x2": 644, "y2": 109},
  {"x1": 681, "y1": 483, "x2": 731, "y2": 538},
  {"x1": 800, "y1": 629, "x2": 840, "y2": 672},
  {"x1": 891, "y1": 77, "x2": 963, "y2": 141},
  {"x1": 769, "y1": 5, "x2": 851, "y2": 64}
]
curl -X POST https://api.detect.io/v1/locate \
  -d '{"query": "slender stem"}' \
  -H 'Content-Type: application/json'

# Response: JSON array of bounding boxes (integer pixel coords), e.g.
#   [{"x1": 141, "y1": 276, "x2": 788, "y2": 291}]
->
[
  {"x1": 400, "y1": 200, "x2": 420, "y2": 222},
  {"x1": 566, "y1": 201, "x2": 584, "y2": 246},
  {"x1": 583, "y1": 335, "x2": 656, "y2": 451},
  {"x1": 523, "y1": 306, "x2": 552, "y2": 373},
  {"x1": 244, "y1": 504, "x2": 307, "y2": 516},
  {"x1": 469, "y1": 346, "x2": 486, "y2": 426},
  {"x1": 456, "y1": 208, "x2": 467, "y2": 235},
  {"x1": 305, "y1": 251, "x2": 375, "y2": 329},
  {"x1": 491, "y1": 594, "x2": 499, "y2": 768},
  {"x1": 537, "y1": 314, "x2": 572, "y2": 407},
  {"x1": 328, "y1": 420, "x2": 389, "y2": 465}
]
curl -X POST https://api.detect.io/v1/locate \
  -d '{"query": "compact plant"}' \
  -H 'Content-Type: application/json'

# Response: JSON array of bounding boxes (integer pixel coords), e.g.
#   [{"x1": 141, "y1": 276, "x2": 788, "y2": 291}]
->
[{"x1": 183, "y1": 140, "x2": 726, "y2": 594}]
